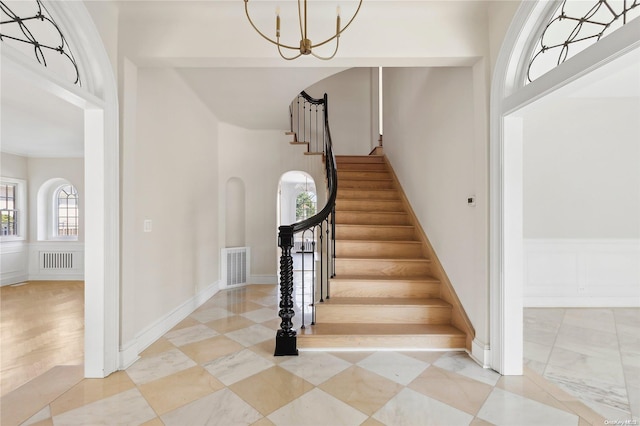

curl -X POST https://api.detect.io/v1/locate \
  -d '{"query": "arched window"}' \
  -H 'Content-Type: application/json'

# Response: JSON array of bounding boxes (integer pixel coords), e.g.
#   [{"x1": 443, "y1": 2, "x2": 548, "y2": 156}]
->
[
  {"x1": 527, "y1": 0, "x2": 640, "y2": 83},
  {"x1": 55, "y1": 184, "x2": 79, "y2": 238}
]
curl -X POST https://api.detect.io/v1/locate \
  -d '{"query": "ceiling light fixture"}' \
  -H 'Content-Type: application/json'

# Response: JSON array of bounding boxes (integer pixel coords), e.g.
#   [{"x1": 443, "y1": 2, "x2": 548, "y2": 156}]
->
[{"x1": 244, "y1": 0, "x2": 362, "y2": 60}]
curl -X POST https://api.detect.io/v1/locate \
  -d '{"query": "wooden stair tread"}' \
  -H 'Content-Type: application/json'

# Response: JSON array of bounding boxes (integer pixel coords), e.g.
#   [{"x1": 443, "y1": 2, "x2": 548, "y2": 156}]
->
[
  {"x1": 299, "y1": 323, "x2": 464, "y2": 336},
  {"x1": 336, "y1": 156, "x2": 384, "y2": 163},
  {"x1": 332, "y1": 275, "x2": 439, "y2": 282},
  {"x1": 337, "y1": 257, "x2": 430, "y2": 262},
  {"x1": 336, "y1": 239, "x2": 421, "y2": 244},
  {"x1": 338, "y1": 210, "x2": 407, "y2": 215},
  {"x1": 337, "y1": 189, "x2": 399, "y2": 197},
  {"x1": 335, "y1": 224, "x2": 414, "y2": 229},
  {"x1": 323, "y1": 297, "x2": 450, "y2": 307},
  {"x1": 338, "y1": 176, "x2": 393, "y2": 181}
]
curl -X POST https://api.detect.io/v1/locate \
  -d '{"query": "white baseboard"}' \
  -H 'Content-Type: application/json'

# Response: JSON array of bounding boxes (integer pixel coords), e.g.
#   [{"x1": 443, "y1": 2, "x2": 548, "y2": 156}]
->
[
  {"x1": 250, "y1": 275, "x2": 277, "y2": 285},
  {"x1": 119, "y1": 280, "x2": 221, "y2": 370},
  {"x1": 469, "y1": 339, "x2": 491, "y2": 369},
  {"x1": 1, "y1": 274, "x2": 28, "y2": 287},
  {"x1": 524, "y1": 239, "x2": 640, "y2": 307},
  {"x1": 28, "y1": 273, "x2": 84, "y2": 281}
]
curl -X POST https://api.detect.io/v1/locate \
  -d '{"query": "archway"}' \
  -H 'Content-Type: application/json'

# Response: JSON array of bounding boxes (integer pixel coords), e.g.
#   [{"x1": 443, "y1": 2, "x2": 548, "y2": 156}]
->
[
  {"x1": 0, "y1": 1, "x2": 121, "y2": 378},
  {"x1": 490, "y1": 2, "x2": 640, "y2": 374}
]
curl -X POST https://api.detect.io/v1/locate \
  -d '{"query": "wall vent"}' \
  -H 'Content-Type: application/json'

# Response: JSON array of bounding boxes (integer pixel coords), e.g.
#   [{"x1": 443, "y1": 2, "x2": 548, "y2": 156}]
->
[
  {"x1": 221, "y1": 247, "x2": 250, "y2": 287},
  {"x1": 41, "y1": 251, "x2": 74, "y2": 270}
]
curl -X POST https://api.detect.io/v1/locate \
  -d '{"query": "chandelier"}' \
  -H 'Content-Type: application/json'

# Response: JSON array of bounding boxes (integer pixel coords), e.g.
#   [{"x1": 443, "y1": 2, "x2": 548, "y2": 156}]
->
[{"x1": 244, "y1": 0, "x2": 362, "y2": 60}]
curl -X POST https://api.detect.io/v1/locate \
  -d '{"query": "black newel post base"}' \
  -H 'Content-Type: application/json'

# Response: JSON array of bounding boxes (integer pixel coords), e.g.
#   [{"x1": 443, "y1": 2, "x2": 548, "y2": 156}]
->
[
  {"x1": 275, "y1": 331, "x2": 298, "y2": 356},
  {"x1": 274, "y1": 225, "x2": 299, "y2": 356}
]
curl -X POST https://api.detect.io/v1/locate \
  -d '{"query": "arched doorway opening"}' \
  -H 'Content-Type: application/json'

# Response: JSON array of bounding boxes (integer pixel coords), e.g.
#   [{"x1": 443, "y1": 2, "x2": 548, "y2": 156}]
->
[
  {"x1": 277, "y1": 171, "x2": 318, "y2": 326},
  {"x1": 0, "y1": 1, "x2": 120, "y2": 379},
  {"x1": 490, "y1": 1, "x2": 640, "y2": 375}
]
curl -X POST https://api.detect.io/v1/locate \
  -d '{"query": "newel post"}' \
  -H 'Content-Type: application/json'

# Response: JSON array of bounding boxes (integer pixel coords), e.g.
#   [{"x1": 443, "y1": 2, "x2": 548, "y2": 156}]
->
[{"x1": 275, "y1": 225, "x2": 298, "y2": 356}]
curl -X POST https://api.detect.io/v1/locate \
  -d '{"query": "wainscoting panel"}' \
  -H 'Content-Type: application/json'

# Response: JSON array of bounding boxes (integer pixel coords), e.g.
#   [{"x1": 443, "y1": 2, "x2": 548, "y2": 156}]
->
[
  {"x1": 0, "y1": 242, "x2": 29, "y2": 286},
  {"x1": 524, "y1": 239, "x2": 640, "y2": 307}
]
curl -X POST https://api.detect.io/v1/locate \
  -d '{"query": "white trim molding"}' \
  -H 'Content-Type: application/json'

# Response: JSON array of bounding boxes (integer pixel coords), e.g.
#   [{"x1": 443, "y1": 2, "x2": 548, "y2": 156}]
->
[
  {"x1": 524, "y1": 239, "x2": 640, "y2": 307},
  {"x1": 250, "y1": 275, "x2": 278, "y2": 285},
  {"x1": 469, "y1": 339, "x2": 492, "y2": 369},
  {"x1": 119, "y1": 281, "x2": 221, "y2": 370}
]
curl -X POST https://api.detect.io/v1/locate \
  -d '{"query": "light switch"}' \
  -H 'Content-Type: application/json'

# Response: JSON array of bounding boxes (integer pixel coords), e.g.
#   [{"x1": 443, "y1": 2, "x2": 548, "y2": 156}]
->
[{"x1": 144, "y1": 219, "x2": 152, "y2": 232}]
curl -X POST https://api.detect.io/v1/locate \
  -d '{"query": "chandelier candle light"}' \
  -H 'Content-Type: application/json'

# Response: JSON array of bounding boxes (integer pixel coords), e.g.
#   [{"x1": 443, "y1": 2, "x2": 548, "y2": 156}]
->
[{"x1": 244, "y1": 0, "x2": 362, "y2": 60}]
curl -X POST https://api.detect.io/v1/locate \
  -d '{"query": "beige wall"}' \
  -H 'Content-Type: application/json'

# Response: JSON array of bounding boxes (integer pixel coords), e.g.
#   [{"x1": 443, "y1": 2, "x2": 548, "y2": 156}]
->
[
  {"x1": 120, "y1": 67, "x2": 220, "y2": 344},
  {"x1": 217, "y1": 123, "x2": 325, "y2": 280},
  {"x1": 305, "y1": 68, "x2": 374, "y2": 156},
  {"x1": 383, "y1": 67, "x2": 489, "y2": 344},
  {"x1": 1, "y1": 152, "x2": 28, "y2": 180}
]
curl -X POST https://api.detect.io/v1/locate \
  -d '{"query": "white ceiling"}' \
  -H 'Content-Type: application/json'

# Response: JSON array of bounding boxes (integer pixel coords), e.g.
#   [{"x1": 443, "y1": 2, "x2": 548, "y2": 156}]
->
[
  {"x1": 176, "y1": 67, "x2": 348, "y2": 129},
  {"x1": 1, "y1": 68, "x2": 84, "y2": 158},
  {"x1": 0, "y1": 2, "x2": 638, "y2": 159}
]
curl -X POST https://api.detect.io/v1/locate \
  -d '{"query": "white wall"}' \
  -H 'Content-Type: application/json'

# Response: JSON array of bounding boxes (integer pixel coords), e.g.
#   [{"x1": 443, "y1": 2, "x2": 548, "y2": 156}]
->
[
  {"x1": 523, "y1": 98, "x2": 640, "y2": 239},
  {"x1": 120, "y1": 67, "x2": 220, "y2": 348},
  {"x1": 305, "y1": 68, "x2": 374, "y2": 155},
  {"x1": 218, "y1": 123, "x2": 325, "y2": 283},
  {"x1": 383, "y1": 67, "x2": 489, "y2": 344},
  {"x1": 522, "y1": 97, "x2": 640, "y2": 306}
]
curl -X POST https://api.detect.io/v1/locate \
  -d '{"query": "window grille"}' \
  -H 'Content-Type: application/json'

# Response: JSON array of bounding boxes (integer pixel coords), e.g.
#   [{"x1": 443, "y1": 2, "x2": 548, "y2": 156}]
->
[
  {"x1": 56, "y1": 184, "x2": 79, "y2": 237},
  {"x1": 0, "y1": 183, "x2": 18, "y2": 236},
  {"x1": 527, "y1": 0, "x2": 640, "y2": 83},
  {"x1": 0, "y1": 0, "x2": 81, "y2": 85}
]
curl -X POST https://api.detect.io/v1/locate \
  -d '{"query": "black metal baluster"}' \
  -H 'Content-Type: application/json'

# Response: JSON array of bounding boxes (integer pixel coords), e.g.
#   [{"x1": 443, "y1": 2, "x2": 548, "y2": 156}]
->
[
  {"x1": 311, "y1": 227, "x2": 316, "y2": 325},
  {"x1": 297, "y1": 96, "x2": 301, "y2": 140},
  {"x1": 300, "y1": 229, "x2": 307, "y2": 329},
  {"x1": 275, "y1": 225, "x2": 298, "y2": 356},
  {"x1": 318, "y1": 221, "x2": 324, "y2": 303},
  {"x1": 325, "y1": 217, "x2": 331, "y2": 299}
]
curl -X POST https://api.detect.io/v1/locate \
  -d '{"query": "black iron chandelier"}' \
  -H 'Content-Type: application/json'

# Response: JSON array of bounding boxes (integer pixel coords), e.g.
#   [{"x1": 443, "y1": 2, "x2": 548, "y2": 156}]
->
[{"x1": 244, "y1": 0, "x2": 363, "y2": 60}]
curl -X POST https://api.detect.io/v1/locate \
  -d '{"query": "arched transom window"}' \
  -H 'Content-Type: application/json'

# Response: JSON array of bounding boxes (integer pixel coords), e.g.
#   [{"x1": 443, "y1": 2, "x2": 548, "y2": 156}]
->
[
  {"x1": 55, "y1": 184, "x2": 79, "y2": 237},
  {"x1": 527, "y1": 0, "x2": 640, "y2": 83}
]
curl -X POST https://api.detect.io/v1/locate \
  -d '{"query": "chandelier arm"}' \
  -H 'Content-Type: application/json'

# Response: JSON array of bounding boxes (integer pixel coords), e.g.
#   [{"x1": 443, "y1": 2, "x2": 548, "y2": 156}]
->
[
  {"x1": 278, "y1": 39, "x2": 304, "y2": 60},
  {"x1": 310, "y1": 36, "x2": 340, "y2": 60},
  {"x1": 244, "y1": 0, "x2": 299, "y2": 50},
  {"x1": 311, "y1": 0, "x2": 362, "y2": 49}
]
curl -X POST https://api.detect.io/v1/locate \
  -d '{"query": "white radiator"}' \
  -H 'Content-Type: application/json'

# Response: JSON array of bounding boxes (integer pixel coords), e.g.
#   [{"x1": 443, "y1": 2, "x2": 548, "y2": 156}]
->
[
  {"x1": 221, "y1": 247, "x2": 250, "y2": 288},
  {"x1": 296, "y1": 240, "x2": 314, "y2": 252},
  {"x1": 40, "y1": 251, "x2": 74, "y2": 270}
]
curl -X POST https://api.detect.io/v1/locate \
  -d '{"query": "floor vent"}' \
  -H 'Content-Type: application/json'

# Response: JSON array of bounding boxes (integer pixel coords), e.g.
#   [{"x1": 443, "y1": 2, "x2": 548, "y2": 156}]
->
[
  {"x1": 41, "y1": 252, "x2": 74, "y2": 269},
  {"x1": 221, "y1": 247, "x2": 250, "y2": 287}
]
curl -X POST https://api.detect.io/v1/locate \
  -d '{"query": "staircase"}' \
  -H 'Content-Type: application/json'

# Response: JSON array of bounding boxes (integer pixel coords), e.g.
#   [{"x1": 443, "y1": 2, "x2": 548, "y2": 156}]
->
[{"x1": 298, "y1": 154, "x2": 473, "y2": 350}]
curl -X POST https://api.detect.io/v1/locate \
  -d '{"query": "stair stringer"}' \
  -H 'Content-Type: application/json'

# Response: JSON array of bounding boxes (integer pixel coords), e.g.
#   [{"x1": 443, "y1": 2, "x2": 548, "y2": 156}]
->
[{"x1": 381, "y1": 155, "x2": 476, "y2": 351}]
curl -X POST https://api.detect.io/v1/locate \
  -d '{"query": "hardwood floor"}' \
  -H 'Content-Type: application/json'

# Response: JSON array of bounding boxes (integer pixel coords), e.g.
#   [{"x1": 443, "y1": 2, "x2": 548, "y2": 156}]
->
[{"x1": 0, "y1": 280, "x2": 84, "y2": 397}]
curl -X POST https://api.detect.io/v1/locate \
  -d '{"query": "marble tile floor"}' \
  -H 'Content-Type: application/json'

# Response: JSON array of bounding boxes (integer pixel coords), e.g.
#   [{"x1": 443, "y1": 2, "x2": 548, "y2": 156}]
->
[
  {"x1": 2, "y1": 284, "x2": 617, "y2": 426},
  {"x1": 524, "y1": 307, "x2": 640, "y2": 422}
]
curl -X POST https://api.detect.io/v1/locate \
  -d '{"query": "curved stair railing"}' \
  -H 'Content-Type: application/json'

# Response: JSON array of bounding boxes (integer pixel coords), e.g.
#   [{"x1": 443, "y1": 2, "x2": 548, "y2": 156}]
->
[{"x1": 276, "y1": 91, "x2": 337, "y2": 356}]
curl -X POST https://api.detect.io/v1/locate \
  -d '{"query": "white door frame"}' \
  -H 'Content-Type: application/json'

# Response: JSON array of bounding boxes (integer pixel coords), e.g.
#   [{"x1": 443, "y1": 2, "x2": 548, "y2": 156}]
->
[
  {"x1": 1, "y1": 1, "x2": 121, "y2": 378},
  {"x1": 490, "y1": 2, "x2": 640, "y2": 374}
]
